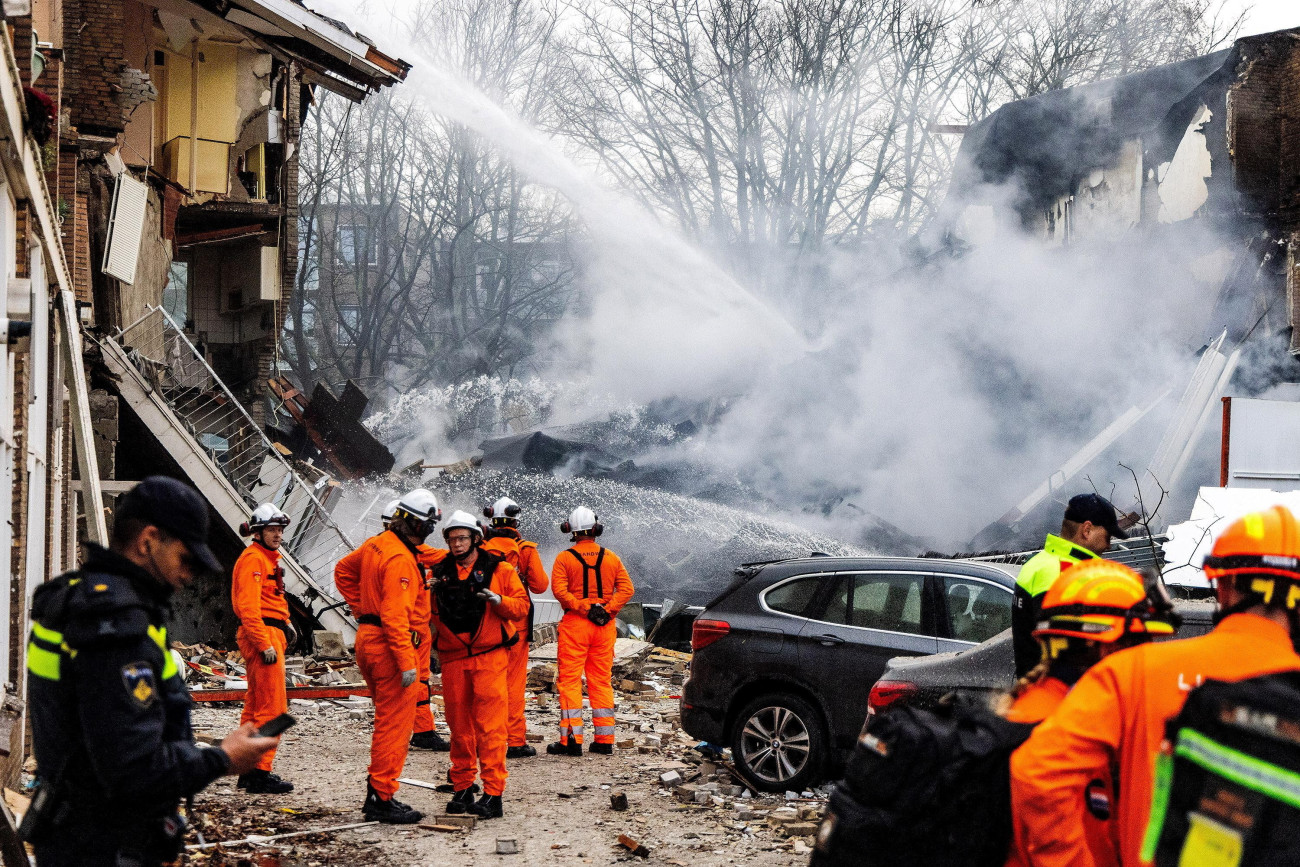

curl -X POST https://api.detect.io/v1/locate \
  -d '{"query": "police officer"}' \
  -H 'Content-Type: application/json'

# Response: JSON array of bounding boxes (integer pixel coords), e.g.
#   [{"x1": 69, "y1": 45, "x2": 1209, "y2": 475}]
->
[
  {"x1": 24, "y1": 476, "x2": 278, "y2": 866},
  {"x1": 1011, "y1": 493, "x2": 1127, "y2": 676}
]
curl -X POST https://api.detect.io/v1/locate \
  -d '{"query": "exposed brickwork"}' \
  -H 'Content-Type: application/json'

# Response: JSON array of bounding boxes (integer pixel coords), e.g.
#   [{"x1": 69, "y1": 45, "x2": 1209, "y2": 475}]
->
[
  {"x1": 62, "y1": 0, "x2": 126, "y2": 135},
  {"x1": 72, "y1": 191, "x2": 90, "y2": 304},
  {"x1": 11, "y1": 16, "x2": 34, "y2": 90},
  {"x1": 1230, "y1": 34, "x2": 1300, "y2": 227}
]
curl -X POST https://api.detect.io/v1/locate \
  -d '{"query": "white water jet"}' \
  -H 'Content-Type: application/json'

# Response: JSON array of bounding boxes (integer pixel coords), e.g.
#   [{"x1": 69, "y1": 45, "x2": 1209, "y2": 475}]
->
[{"x1": 315, "y1": 0, "x2": 800, "y2": 404}]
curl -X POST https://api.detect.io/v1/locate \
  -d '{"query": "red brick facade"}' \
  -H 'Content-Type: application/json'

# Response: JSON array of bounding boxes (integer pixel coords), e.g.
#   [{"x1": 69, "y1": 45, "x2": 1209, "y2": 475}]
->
[{"x1": 62, "y1": 0, "x2": 127, "y2": 136}]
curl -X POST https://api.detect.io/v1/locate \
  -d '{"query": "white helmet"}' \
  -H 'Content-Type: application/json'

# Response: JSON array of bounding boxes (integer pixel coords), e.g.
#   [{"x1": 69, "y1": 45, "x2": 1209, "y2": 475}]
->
[
  {"x1": 442, "y1": 510, "x2": 483, "y2": 541},
  {"x1": 482, "y1": 496, "x2": 522, "y2": 524},
  {"x1": 395, "y1": 488, "x2": 441, "y2": 523},
  {"x1": 561, "y1": 506, "x2": 602, "y2": 537},
  {"x1": 241, "y1": 503, "x2": 290, "y2": 536},
  {"x1": 381, "y1": 498, "x2": 401, "y2": 525}
]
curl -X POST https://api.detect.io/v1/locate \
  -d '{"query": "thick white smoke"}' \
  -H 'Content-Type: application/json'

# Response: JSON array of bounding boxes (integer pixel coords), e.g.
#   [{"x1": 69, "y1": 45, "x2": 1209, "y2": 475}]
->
[{"x1": 315, "y1": 0, "x2": 1242, "y2": 547}]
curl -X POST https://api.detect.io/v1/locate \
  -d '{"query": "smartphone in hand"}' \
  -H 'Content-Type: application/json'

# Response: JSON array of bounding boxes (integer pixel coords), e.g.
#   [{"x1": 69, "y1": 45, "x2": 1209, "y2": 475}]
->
[{"x1": 255, "y1": 713, "x2": 297, "y2": 738}]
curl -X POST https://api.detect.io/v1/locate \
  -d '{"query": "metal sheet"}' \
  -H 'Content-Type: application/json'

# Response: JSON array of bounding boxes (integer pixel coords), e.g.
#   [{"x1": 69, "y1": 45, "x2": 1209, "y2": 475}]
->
[{"x1": 1225, "y1": 397, "x2": 1300, "y2": 488}]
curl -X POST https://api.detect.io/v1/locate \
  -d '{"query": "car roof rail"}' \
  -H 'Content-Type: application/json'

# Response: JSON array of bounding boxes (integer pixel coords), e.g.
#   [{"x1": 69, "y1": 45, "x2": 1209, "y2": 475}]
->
[{"x1": 734, "y1": 551, "x2": 833, "y2": 577}]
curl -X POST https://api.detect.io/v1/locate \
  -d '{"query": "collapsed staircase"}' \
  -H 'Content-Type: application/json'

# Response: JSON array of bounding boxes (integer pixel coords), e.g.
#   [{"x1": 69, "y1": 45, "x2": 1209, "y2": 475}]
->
[{"x1": 98, "y1": 306, "x2": 357, "y2": 641}]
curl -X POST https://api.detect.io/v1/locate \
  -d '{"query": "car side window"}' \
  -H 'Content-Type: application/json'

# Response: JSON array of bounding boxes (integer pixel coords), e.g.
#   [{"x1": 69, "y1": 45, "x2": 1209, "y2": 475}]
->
[
  {"x1": 764, "y1": 576, "x2": 823, "y2": 618},
  {"x1": 824, "y1": 573, "x2": 925, "y2": 635},
  {"x1": 943, "y1": 577, "x2": 1012, "y2": 643}
]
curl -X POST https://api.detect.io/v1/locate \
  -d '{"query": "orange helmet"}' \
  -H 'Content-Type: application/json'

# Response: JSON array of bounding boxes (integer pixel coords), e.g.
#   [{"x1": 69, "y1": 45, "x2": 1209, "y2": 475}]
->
[
  {"x1": 1202, "y1": 505, "x2": 1300, "y2": 610},
  {"x1": 1035, "y1": 559, "x2": 1178, "y2": 644}
]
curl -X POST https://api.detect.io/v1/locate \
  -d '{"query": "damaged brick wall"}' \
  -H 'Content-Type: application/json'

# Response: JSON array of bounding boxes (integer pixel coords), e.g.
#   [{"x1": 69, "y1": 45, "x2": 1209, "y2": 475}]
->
[
  {"x1": 62, "y1": 0, "x2": 127, "y2": 136},
  {"x1": 1229, "y1": 32, "x2": 1300, "y2": 352}
]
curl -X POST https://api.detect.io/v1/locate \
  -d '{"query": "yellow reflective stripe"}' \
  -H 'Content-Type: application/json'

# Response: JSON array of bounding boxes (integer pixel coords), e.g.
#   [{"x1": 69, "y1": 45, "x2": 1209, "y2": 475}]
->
[
  {"x1": 27, "y1": 643, "x2": 61, "y2": 680},
  {"x1": 147, "y1": 625, "x2": 179, "y2": 680},
  {"x1": 31, "y1": 621, "x2": 63, "y2": 644}
]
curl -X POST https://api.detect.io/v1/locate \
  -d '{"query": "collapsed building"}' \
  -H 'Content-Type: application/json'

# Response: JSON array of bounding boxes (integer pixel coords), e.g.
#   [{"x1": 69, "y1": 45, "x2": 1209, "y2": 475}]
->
[
  {"x1": 947, "y1": 27, "x2": 1300, "y2": 551},
  {"x1": 0, "y1": 0, "x2": 407, "y2": 785}
]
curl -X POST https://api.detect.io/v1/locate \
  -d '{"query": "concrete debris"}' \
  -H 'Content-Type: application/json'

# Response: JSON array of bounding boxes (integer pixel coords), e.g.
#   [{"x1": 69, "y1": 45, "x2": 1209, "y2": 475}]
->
[
  {"x1": 173, "y1": 641, "x2": 366, "y2": 692},
  {"x1": 610, "y1": 792, "x2": 629, "y2": 811},
  {"x1": 496, "y1": 837, "x2": 519, "y2": 854},
  {"x1": 312, "y1": 630, "x2": 348, "y2": 659}
]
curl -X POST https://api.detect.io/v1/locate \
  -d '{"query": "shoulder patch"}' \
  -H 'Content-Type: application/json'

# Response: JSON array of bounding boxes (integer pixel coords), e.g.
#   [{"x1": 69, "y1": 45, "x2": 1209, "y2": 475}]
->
[{"x1": 121, "y1": 661, "x2": 157, "y2": 708}]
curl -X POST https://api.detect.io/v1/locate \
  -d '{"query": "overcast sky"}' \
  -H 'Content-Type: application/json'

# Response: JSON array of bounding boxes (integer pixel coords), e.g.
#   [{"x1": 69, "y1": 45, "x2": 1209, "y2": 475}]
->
[{"x1": 1232, "y1": 0, "x2": 1298, "y2": 35}]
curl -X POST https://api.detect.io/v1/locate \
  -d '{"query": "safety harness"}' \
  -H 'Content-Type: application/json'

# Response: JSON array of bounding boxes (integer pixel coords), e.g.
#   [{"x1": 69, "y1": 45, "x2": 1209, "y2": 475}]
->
[{"x1": 565, "y1": 547, "x2": 608, "y2": 600}]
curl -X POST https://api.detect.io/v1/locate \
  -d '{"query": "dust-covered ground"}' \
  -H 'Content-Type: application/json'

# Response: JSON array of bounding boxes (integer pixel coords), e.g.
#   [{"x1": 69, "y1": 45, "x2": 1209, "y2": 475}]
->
[{"x1": 186, "y1": 687, "x2": 819, "y2": 866}]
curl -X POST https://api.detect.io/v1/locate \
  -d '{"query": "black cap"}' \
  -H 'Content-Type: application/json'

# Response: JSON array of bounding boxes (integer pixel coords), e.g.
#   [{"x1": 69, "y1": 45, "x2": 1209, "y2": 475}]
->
[
  {"x1": 115, "y1": 476, "x2": 222, "y2": 573},
  {"x1": 1064, "y1": 493, "x2": 1129, "y2": 540}
]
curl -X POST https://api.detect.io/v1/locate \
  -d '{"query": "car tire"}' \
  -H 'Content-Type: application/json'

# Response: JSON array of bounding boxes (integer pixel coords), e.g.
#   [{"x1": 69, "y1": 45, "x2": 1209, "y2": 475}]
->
[{"x1": 730, "y1": 692, "x2": 827, "y2": 793}]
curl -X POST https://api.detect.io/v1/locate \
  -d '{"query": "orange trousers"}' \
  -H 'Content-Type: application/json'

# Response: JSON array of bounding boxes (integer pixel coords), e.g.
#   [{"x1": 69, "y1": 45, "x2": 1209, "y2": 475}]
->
[
  {"x1": 442, "y1": 648, "x2": 510, "y2": 795},
  {"x1": 237, "y1": 624, "x2": 287, "y2": 772},
  {"x1": 557, "y1": 612, "x2": 616, "y2": 746},
  {"x1": 414, "y1": 626, "x2": 435, "y2": 733},
  {"x1": 506, "y1": 635, "x2": 530, "y2": 747},
  {"x1": 355, "y1": 624, "x2": 421, "y2": 798}
]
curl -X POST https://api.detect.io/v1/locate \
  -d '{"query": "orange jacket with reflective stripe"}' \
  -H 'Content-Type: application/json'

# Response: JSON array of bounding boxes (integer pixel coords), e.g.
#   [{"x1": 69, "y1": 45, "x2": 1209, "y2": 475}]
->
[
  {"x1": 1004, "y1": 676, "x2": 1118, "y2": 867},
  {"x1": 231, "y1": 542, "x2": 288, "y2": 652},
  {"x1": 354, "y1": 530, "x2": 424, "y2": 672},
  {"x1": 482, "y1": 532, "x2": 549, "y2": 623},
  {"x1": 551, "y1": 539, "x2": 633, "y2": 616},
  {"x1": 334, "y1": 544, "x2": 365, "y2": 612},
  {"x1": 1009, "y1": 613, "x2": 1300, "y2": 867},
  {"x1": 429, "y1": 550, "x2": 527, "y2": 663},
  {"x1": 413, "y1": 545, "x2": 448, "y2": 634}
]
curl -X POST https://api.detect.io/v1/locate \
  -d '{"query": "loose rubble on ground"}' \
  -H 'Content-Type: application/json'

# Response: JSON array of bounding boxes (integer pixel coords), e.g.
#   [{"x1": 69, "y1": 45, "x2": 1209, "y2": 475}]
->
[{"x1": 143, "y1": 635, "x2": 824, "y2": 864}]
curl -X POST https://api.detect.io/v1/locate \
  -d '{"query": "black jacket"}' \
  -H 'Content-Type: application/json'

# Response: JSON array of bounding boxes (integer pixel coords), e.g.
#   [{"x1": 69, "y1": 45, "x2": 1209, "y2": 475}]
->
[{"x1": 26, "y1": 544, "x2": 229, "y2": 830}]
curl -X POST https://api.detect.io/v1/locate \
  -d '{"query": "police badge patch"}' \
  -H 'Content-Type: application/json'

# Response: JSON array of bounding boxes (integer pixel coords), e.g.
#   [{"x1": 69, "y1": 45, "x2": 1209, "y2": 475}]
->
[{"x1": 121, "y1": 662, "x2": 157, "y2": 707}]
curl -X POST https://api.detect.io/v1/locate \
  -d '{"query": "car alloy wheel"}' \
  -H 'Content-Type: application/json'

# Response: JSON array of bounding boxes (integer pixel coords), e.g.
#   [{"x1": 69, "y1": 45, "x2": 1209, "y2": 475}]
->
[{"x1": 739, "y1": 704, "x2": 812, "y2": 785}]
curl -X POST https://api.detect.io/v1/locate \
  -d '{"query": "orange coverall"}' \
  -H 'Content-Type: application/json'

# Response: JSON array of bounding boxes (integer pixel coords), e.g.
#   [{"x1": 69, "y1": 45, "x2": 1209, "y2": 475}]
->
[
  {"x1": 232, "y1": 541, "x2": 289, "y2": 772},
  {"x1": 353, "y1": 530, "x2": 425, "y2": 799},
  {"x1": 551, "y1": 540, "x2": 634, "y2": 746},
  {"x1": 430, "y1": 551, "x2": 527, "y2": 795},
  {"x1": 1004, "y1": 676, "x2": 1118, "y2": 867},
  {"x1": 334, "y1": 544, "x2": 364, "y2": 613},
  {"x1": 413, "y1": 545, "x2": 449, "y2": 734},
  {"x1": 1009, "y1": 613, "x2": 1300, "y2": 867},
  {"x1": 483, "y1": 531, "x2": 550, "y2": 747}
]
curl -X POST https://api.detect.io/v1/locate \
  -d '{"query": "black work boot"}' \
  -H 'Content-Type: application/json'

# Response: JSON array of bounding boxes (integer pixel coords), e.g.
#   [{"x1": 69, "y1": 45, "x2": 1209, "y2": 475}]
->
[
  {"x1": 410, "y1": 730, "x2": 451, "y2": 751},
  {"x1": 470, "y1": 793, "x2": 504, "y2": 819},
  {"x1": 238, "y1": 769, "x2": 295, "y2": 794},
  {"x1": 506, "y1": 744, "x2": 537, "y2": 759},
  {"x1": 362, "y1": 784, "x2": 423, "y2": 824},
  {"x1": 589, "y1": 742, "x2": 613, "y2": 756},
  {"x1": 446, "y1": 788, "x2": 476, "y2": 814},
  {"x1": 546, "y1": 740, "x2": 582, "y2": 757}
]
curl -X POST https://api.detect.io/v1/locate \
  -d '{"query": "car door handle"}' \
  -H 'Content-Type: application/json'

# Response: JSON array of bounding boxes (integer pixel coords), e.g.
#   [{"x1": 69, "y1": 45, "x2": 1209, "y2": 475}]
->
[{"x1": 815, "y1": 634, "x2": 845, "y2": 646}]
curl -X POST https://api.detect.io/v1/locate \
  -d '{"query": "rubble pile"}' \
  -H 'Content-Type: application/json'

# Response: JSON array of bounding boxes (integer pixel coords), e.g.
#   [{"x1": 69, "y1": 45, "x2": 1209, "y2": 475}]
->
[{"x1": 175, "y1": 633, "x2": 364, "y2": 694}]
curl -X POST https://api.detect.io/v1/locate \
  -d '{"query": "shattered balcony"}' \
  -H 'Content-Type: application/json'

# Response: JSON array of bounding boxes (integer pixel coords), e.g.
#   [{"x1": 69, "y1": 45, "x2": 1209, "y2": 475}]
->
[{"x1": 98, "y1": 306, "x2": 358, "y2": 639}]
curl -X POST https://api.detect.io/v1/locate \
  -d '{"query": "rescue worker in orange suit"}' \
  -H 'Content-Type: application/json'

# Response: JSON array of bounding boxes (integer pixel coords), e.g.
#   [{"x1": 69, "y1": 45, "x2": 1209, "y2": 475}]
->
[
  {"x1": 336, "y1": 500, "x2": 451, "y2": 752},
  {"x1": 1003, "y1": 559, "x2": 1178, "y2": 867},
  {"x1": 480, "y1": 496, "x2": 550, "y2": 758},
  {"x1": 412, "y1": 522, "x2": 451, "y2": 752},
  {"x1": 231, "y1": 503, "x2": 296, "y2": 795},
  {"x1": 548, "y1": 506, "x2": 634, "y2": 756},
  {"x1": 353, "y1": 488, "x2": 442, "y2": 824},
  {"x1": 431, "y1": 511, "x2": 528, "y2": 819},
  {"x1": 1010, "y1": 505, "x2": 1300, "y2": 867}
]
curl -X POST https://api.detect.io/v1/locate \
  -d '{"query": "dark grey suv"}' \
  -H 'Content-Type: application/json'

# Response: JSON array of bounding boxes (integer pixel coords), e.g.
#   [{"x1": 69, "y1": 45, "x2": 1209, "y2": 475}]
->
[{"x1": 680, "y1": 556, "x2": 1017, "y2": 792}]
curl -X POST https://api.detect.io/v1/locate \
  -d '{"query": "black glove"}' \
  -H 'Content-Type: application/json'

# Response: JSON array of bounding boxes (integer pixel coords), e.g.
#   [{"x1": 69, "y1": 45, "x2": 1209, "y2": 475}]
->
[{"x1": 587, "y1": 604, "x2": 611, "y2": 626}]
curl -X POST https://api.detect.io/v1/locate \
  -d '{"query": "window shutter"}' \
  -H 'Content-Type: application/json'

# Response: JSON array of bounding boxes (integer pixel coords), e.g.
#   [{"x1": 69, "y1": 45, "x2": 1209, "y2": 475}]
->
[{"x1": 102, "y1": 174, "x2": 150, "y2": 284}]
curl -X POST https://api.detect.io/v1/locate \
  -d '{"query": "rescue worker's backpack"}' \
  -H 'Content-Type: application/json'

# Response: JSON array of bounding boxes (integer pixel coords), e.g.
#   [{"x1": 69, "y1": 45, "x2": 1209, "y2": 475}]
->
[
  {"x1": 1143, "y1": 671, "x2": 1300, "y2": 867},
  {"x1": 811, "y1": 694, "x2": 1035, "y2": 867}
]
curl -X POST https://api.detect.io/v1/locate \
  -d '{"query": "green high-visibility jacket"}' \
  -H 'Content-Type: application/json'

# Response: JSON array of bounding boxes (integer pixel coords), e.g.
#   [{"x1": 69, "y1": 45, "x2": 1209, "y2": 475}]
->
[{"x1": 1012, "y1": 534, "x2": 1099, "y2": 675}]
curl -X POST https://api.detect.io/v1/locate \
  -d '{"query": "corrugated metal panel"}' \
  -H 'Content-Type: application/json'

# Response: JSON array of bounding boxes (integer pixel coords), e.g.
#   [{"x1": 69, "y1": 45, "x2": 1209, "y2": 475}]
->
[{"x1": 101, "y1": 174, "x2": 149, "y2": 284}]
